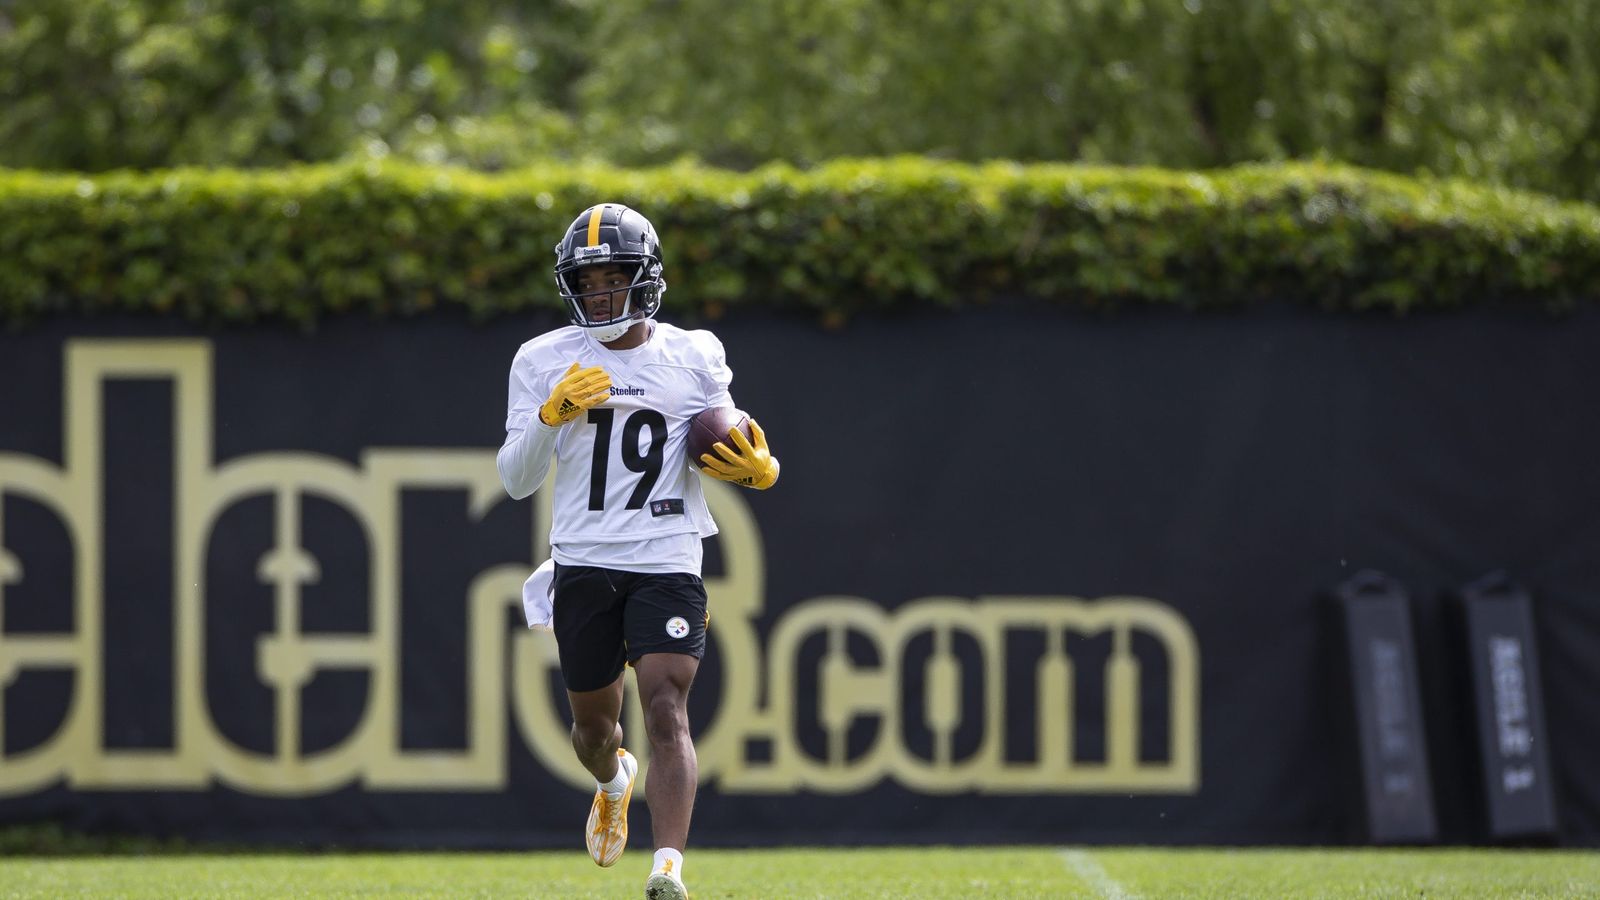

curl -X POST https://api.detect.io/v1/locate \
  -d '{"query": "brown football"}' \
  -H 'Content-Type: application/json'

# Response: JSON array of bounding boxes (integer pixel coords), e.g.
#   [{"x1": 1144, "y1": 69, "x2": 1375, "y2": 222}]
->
[{"x1": 687, "y1": 407, "x2": 752, "y2": 469}]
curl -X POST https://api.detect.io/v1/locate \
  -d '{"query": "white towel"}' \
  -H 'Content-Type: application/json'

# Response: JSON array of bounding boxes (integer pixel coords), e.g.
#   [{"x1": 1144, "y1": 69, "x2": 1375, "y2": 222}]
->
[{"x1": 521, "y1": 558, "x2": 556, "y2": 630}]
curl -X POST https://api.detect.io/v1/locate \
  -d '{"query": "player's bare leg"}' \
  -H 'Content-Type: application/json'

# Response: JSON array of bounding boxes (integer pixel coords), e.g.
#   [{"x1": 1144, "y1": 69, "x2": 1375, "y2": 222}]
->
[
  {"x1": 568, "y1": 673, "x2": 636, "y2": 867},
  {"x1": 635, "y1": 652, "x2": 699, "y2": 899},
  {"x1": 567, "y1": 673, "x2": 625, "y2": 781}
]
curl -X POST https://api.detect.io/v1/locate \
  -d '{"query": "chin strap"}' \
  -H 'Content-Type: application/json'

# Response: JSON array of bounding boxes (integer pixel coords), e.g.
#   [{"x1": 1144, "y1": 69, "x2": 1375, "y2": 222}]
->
[
  {"x1": 586, "y1": 314, "x2": 653, "y2": 344},
  {"x1": 586, "y1": 321, "x2": 632, "y2": 342}
]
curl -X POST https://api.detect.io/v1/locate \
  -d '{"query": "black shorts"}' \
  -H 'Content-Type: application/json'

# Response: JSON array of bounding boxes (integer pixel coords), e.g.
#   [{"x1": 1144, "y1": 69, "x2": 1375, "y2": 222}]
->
[{"x1": 551, "y1": 563, "x2": 709, "y2": 693}]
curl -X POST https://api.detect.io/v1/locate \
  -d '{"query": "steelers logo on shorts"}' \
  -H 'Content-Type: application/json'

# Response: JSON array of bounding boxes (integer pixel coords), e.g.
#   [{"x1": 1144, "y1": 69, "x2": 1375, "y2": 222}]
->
[{"x1": 665, "y1": 616, "x2": 690, "y2": 639}]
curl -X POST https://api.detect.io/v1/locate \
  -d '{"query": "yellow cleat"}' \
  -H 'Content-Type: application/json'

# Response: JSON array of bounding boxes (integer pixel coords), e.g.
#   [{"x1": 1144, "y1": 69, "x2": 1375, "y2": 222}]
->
[
  {"x1": 586, "y1": 749, "x2": 637, "y2": 867},
  {"x1": 644, "y1": 859, "x2": 689, "y2": 900}
]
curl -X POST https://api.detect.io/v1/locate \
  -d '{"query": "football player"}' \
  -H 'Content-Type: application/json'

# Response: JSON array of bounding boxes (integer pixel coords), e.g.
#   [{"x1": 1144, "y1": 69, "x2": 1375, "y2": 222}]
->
[{"x1": 497, "y1": 203, "x2": 780, "y2": 900}]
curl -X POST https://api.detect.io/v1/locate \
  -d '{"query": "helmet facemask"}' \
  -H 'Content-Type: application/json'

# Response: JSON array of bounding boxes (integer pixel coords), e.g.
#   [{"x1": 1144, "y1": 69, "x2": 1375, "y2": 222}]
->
[{"x1": 557, "y1": 259, "x2": 665, "y2": 343}]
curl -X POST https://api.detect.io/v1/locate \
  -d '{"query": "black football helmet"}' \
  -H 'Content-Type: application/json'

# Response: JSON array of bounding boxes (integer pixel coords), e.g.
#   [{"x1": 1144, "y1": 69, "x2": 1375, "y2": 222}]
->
[{"x1": 553, "y1": 203, "x2": 666, "y2": 342}]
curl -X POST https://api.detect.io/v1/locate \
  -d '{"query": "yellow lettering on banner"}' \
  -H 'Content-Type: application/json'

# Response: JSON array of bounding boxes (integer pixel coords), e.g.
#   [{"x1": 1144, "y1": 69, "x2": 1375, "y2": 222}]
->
[{"x1": 0, "y1": 340, "x2": 1200, "y2": 797}]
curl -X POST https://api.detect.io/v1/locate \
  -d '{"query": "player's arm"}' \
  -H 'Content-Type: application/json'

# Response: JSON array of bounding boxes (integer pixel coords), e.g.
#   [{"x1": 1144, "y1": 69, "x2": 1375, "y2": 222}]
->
[
  {"x1": 497, "y1": 360, "x2": 612, "y2": 499},
  {"x1": 698, "y1": 419, "x2": 781, "y2": 490}
]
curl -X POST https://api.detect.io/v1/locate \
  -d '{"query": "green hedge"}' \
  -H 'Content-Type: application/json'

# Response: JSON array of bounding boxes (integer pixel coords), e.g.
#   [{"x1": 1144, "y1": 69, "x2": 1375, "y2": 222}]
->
[{"x1": 3, "y1": 158, "x2": 1599, "y2": 326}]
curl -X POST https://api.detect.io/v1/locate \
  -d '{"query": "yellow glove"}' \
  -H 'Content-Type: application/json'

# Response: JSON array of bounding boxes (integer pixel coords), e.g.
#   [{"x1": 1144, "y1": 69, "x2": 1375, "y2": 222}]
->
[
  {"x1": 538, "y1": 361, "x2": 612, "y2": 426},
  {"x1": 699, "y1": 419, "x2": 780, "y2": 489}
]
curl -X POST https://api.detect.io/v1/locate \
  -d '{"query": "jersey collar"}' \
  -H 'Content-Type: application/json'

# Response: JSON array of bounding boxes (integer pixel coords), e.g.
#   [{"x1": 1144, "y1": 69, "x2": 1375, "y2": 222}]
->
[{"x1": 585, "y1": 321, "x2": 655, "y2": 381}]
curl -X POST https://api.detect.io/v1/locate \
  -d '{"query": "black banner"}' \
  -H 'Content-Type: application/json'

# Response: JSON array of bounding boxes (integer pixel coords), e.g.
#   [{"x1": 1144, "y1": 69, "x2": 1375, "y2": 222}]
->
[
  {"x1": 2, "y1": 305, "x2": 1599, "y2": 847},
  {"x1": 1338, "y1": 572, "x2": 1438, "y2": 844},
  {"x1": 1460, "y1": 573, "x2": 1560, "y2": 840}
]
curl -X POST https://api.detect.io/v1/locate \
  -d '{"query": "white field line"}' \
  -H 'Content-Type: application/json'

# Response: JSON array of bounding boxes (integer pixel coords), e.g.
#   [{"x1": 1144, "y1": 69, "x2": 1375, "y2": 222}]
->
[{"x1": 1060, "y1": 848, "x2": 1137, "y2": 900}]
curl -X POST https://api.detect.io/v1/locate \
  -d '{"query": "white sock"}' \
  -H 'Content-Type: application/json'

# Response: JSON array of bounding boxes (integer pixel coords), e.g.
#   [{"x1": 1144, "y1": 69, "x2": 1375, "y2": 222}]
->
[
  {"x1": 653, "y1": 848, "x2": 684, "y2": 877},
  {"x1": 598, "y1": 760, "x2": 630, "y2": 798}
]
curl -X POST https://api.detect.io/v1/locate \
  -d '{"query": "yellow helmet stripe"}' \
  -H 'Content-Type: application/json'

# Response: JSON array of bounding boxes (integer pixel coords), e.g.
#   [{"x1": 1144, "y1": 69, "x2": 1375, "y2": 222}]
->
[{"x1": 586, "y1": 205, "x2": 604, "y2": 246}]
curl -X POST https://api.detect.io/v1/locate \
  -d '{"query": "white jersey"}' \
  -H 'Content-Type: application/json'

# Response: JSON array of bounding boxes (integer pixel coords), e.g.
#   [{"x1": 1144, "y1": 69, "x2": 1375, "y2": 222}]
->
[{"x1": 497, "y1": 322, "x2": 734, "y2": 574}]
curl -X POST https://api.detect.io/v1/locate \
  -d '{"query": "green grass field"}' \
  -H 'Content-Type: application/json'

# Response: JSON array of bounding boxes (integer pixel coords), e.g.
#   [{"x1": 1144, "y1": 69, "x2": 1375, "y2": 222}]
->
[{"x1": 2, "y1": 846, "x2": 1597, "y2": 898}]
